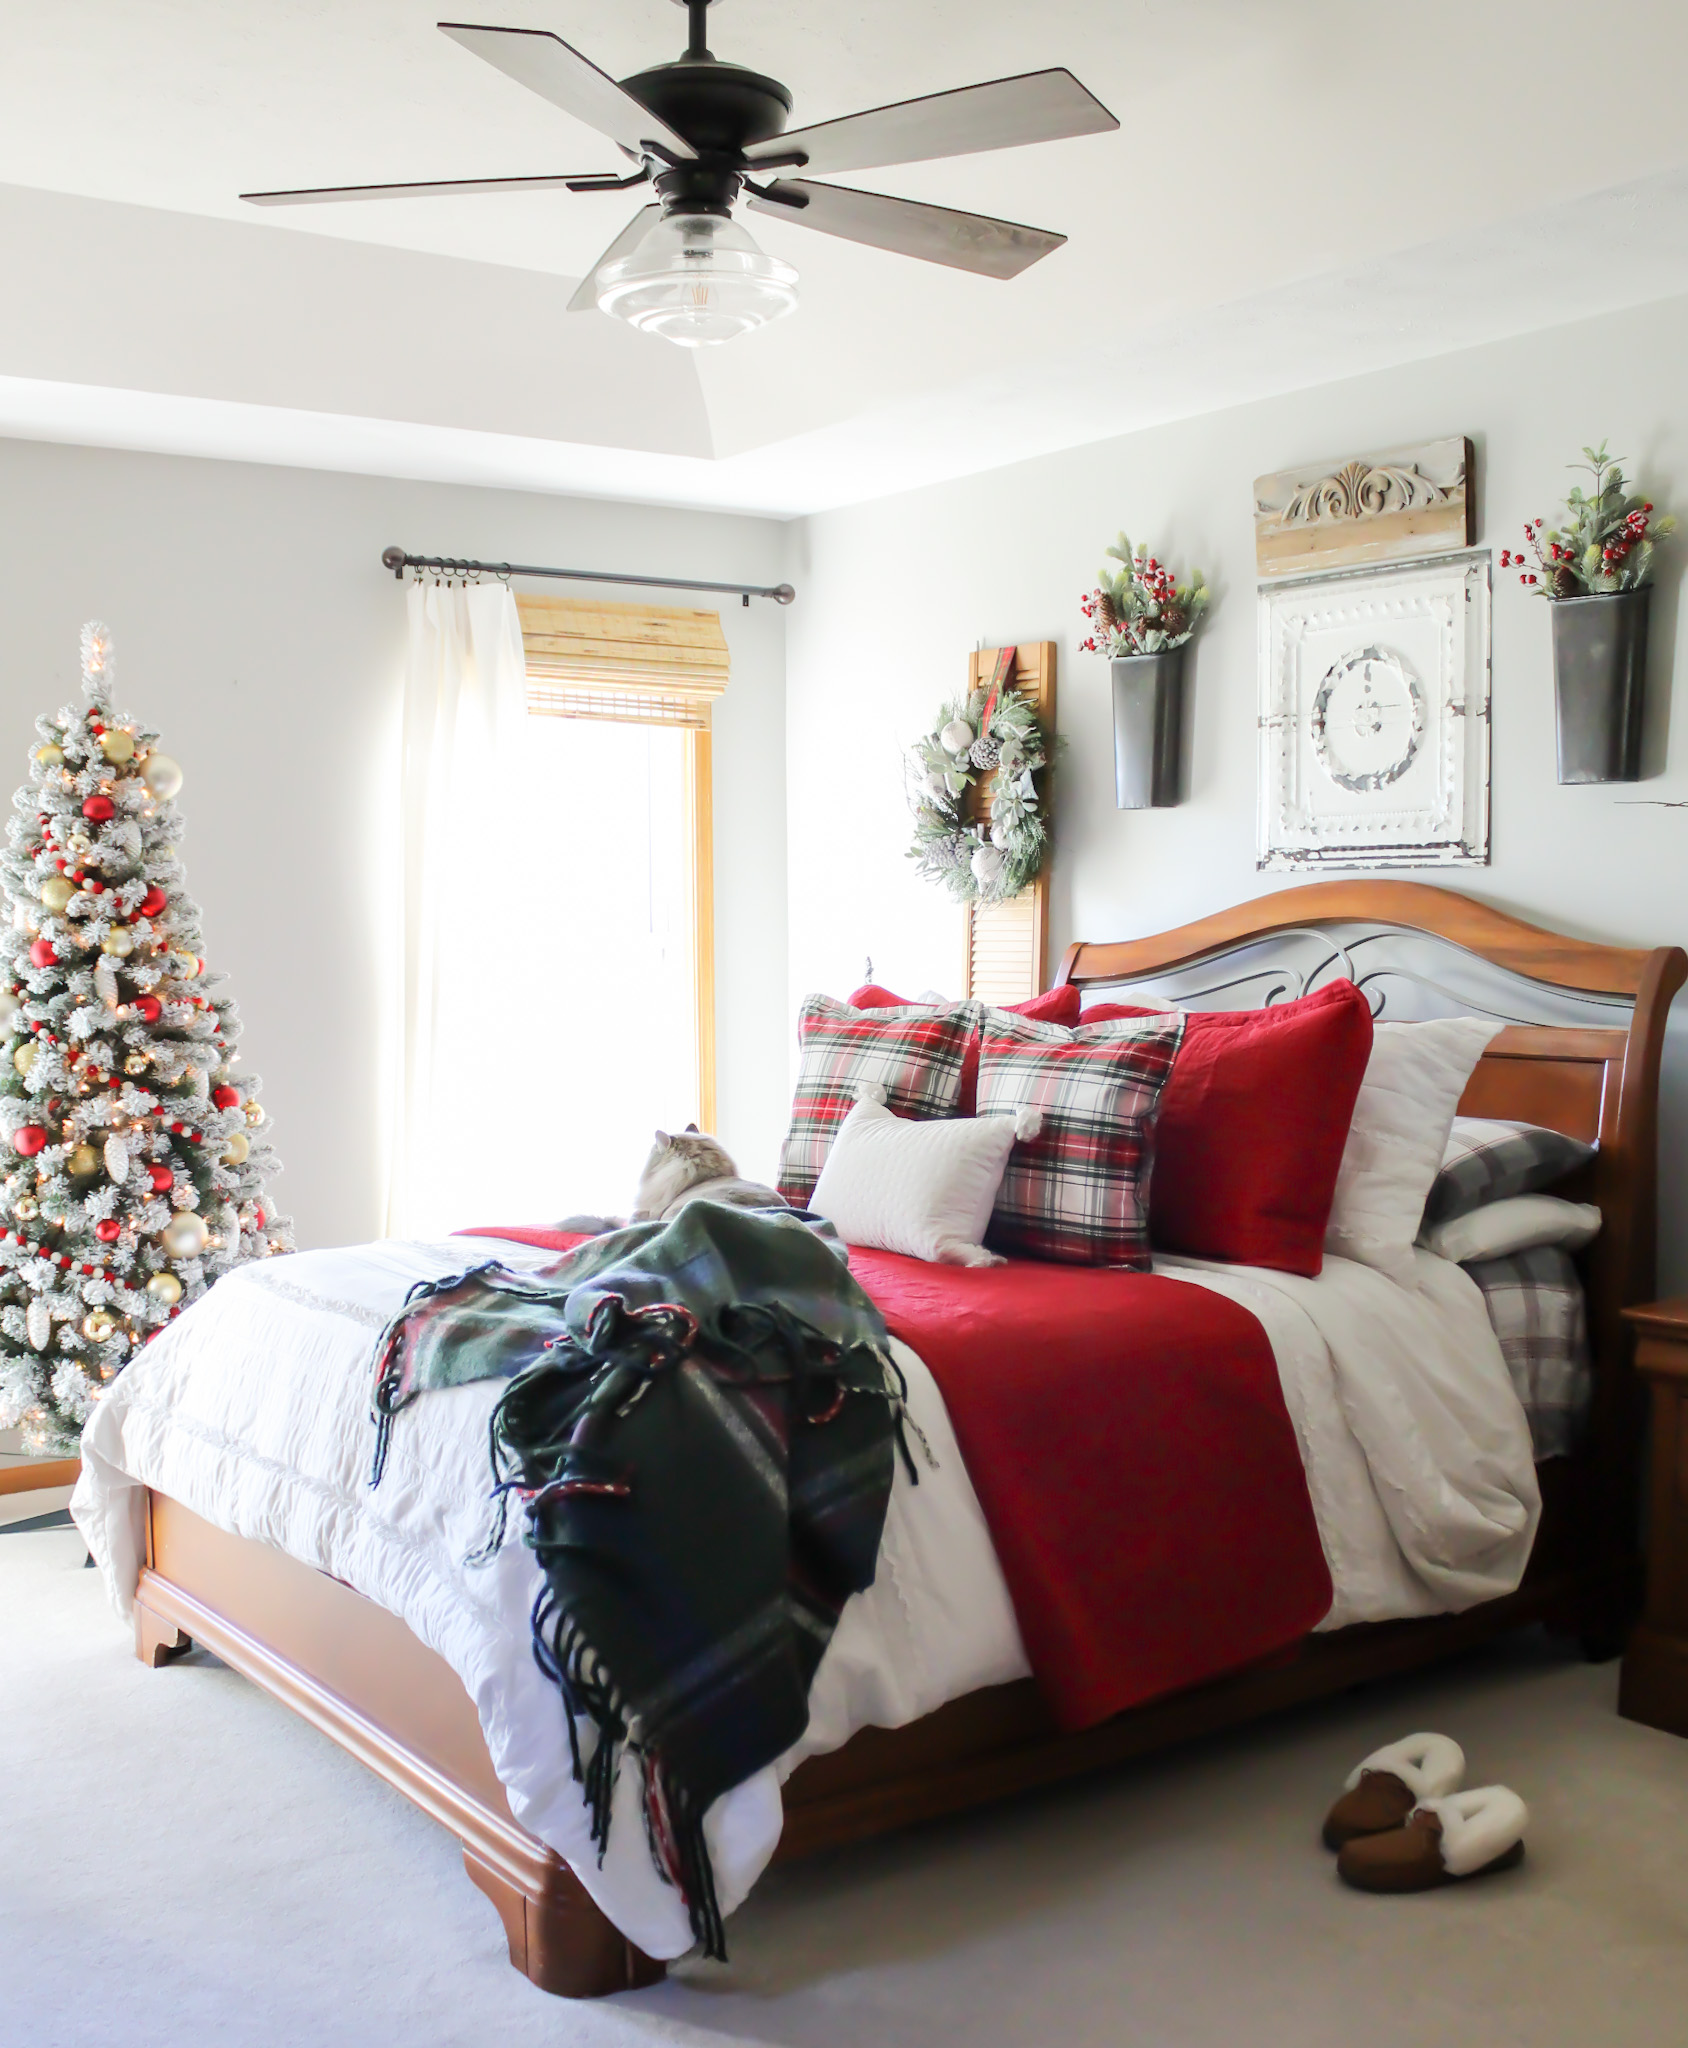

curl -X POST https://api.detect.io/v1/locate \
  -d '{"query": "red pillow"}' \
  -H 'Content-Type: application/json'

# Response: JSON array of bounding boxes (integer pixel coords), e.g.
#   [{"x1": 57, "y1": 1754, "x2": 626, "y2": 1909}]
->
[
  {"x1": 1086, "y1": 980, "x2": 1373, "y2": 1276},
  {"x1": 849, "y1": 981, "x2": 1082, "y2": 1113}
]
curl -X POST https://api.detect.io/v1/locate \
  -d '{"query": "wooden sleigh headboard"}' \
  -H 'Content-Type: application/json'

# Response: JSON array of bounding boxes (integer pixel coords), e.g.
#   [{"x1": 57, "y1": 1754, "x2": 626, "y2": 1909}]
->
[{"x1": 1055, "y1": 880, "x2": 1687, "y2": 1555}]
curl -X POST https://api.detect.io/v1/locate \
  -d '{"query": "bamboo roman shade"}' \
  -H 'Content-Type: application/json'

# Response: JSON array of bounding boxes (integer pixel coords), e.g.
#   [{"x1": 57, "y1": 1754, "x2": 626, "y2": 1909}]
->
[{"x1": 518, "y1": 593, "x2": 729, "y2": 727}]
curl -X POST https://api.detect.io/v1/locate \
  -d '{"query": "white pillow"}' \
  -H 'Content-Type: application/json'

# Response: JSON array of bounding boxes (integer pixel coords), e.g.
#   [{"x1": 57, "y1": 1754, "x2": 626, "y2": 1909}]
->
[
  {"x1": 1425, "y1": 1195, "x2": 1601, "y2": 1266},
  {"x1": 1324, "y1": 1017, "x2": 1503, "y2": 1284},
  {"x1": 809, "y1": 1095, "x2": 1030, "y2": 1267}
]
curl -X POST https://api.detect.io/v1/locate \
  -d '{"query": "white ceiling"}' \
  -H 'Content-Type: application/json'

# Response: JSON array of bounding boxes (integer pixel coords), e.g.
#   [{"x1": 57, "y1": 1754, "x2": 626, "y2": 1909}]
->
[{"x1": 3, "y1": 0, "x2": 1688, "y2": 516}]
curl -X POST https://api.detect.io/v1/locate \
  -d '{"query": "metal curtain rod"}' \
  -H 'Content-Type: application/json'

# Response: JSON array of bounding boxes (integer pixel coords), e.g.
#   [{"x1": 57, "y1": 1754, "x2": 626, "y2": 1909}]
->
[{"x1": 380, "y1": 546, "x2": 795, "y2": 607}]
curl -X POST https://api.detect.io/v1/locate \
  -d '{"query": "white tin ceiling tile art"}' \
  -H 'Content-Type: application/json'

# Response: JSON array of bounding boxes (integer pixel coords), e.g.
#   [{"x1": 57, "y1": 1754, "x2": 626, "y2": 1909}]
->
[{"x1": 1257, "y1": 552, "x2": 1491, "y2": 871}]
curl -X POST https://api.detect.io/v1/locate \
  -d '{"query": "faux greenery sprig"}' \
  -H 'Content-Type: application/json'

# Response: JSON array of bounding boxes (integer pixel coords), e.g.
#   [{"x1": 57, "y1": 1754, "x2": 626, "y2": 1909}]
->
[
  {"x1": 1501, "y1": 443, "x2": 1674, "y2": 597},
  {"x1": 1079, "y1": 534, "x2": 1210, "y2": 656}
]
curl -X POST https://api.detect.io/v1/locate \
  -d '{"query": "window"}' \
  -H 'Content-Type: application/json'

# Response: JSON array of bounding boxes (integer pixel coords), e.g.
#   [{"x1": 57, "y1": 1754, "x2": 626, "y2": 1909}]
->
[{"x1": 486, "y1": 597, "x2": 721, "y2": 1220}]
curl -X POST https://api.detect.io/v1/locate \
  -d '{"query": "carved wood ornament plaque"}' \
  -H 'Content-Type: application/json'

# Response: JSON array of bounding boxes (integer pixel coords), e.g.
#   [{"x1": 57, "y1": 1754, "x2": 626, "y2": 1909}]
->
[{"x1": 1254, "y1": 437, "x2": 1474, "y2": 578}]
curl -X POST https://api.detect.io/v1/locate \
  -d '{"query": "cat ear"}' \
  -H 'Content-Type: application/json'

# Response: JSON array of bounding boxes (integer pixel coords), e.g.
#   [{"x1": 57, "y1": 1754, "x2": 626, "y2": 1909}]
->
[
  {"x1": 654, "y1": 1130, "x2": 671, "y2": 1147},
  {"x1": 685, "y1": 1123, "x2": 700, "y2": 1134}
]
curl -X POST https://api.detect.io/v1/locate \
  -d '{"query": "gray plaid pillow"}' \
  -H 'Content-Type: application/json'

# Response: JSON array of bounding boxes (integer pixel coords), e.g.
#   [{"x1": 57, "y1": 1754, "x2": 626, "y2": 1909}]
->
[
  {"x1": 1464, "y1": 1245, "x2": 1591, "y2": 1459},
  {"x1": 1420, "y1": 1116, "x2": 1595, "y2": 1230}
]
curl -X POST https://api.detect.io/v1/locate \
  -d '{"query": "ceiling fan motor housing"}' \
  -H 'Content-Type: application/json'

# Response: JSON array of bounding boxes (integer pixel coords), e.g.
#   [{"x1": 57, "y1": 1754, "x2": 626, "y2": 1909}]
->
[{"x1": 623, "y1": 56, "x2": 792, "y2": 215}]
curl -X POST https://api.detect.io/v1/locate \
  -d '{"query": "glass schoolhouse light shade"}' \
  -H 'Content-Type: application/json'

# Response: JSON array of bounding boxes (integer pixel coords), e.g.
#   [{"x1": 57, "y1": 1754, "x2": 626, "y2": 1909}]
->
[{"x1": 595, "y1": 211, "x2": 798, "y2": 348}]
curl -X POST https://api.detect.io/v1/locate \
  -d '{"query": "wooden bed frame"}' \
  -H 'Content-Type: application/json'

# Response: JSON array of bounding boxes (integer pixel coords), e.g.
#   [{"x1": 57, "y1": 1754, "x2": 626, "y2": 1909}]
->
[{"x1": 130, "y1": 880, "x2": 1686, "y2": 1998}]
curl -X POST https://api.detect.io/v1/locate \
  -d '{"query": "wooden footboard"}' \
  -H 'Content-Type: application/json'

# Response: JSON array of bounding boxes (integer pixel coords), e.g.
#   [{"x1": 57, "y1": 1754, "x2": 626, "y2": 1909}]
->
[{"x1": 135, "y1": 1460, "x2": 1607, "y2": 1999}]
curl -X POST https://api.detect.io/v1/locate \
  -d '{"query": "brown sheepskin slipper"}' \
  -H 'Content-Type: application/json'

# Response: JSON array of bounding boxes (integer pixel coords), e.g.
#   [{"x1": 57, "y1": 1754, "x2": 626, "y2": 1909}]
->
[
  {"x1": 1337, "y1": 1788, "x2": 1529, "y2": 1893},
  {"x1": 1321, "y1": 1733, "x2": 1465, "y2": 1850}
]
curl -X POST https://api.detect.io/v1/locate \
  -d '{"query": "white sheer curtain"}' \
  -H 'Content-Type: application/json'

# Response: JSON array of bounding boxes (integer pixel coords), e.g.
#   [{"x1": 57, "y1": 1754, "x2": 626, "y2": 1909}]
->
[{"x1": 385, "y1": 579, "x2": 527, "y2": 1239}]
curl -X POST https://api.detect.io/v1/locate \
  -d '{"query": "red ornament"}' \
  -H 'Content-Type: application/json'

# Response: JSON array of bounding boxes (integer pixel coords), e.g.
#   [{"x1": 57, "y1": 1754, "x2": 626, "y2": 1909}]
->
[
  {"x1": 138, "y1": 886, "x2": 168, "y2": 918},
  {"x1": 212, "y1": 1084, "x2": 242, "y2": 1109},
  {"x1": 11, "y1": 1125, "x2": 47, "y2": 1157},
  {"x1": 29, "y1": 938, "x2": 57, "y2": 969},
  {"x1": 254, "y1": 1207, "x2": 266, "y2": 1230},
  {"x1": 148, "y1": 1165, "x2": 173, "y2": 1194},
  {"x1": 82, "y1": 794, "x2": 116, "y2": 822},
  {"x1": 95, "y1": 1218, "x2": 122, "y2": 1244},
  {"x1": 133, "y1": 995, "x2": 162, "y2": 1023}
]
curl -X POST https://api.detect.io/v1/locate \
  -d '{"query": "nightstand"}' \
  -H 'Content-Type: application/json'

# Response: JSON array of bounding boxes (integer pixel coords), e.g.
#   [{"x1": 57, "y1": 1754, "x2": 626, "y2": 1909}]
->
[{"x1": 1620, "y1": 1299, "x2": 1688, "y2": 1737}]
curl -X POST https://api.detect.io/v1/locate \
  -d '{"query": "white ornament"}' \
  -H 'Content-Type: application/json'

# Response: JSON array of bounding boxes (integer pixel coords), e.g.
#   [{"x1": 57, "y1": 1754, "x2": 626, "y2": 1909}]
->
[
  {"x1": 970, "y1": 843, "x2": 1008, "y2": 893},
  {"x1": 939, "y1": 719, "x2": 975, "y2": 758},
  {"x1": 104, "y1": 1137, "x2": 130, "y2": 1184},
  {"x1": 94, "y1": 957, "x2": 120, "y2": 1006},
  {"x1": 26, "y1": 1297, "x2": 51, "y2": 1351},
  {"x1": 141, "y1": 753, "x2": 184, "y2": 801},
  {"x1": 162, "y1": 1211, "x2": 209, "y2": 1260},
  {"x1": 0, "y1": 989, "x2": 19, "y2": 1029}
]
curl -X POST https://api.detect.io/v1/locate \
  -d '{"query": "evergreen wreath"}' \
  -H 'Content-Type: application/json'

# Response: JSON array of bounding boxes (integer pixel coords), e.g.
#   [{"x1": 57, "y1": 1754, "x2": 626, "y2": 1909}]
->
[{"x1": 906, "y1": 671, "x2": 1050, "y2": 905}]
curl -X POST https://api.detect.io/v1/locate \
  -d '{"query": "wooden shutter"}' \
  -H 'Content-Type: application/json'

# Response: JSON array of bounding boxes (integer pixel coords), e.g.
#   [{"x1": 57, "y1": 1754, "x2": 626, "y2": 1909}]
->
[
  {"x1": 962, "y1": 642, "x2": 1057, "y2": 1005},
  {"x1": 517, "y1": 594, "x2": 729, "y2": 726}
]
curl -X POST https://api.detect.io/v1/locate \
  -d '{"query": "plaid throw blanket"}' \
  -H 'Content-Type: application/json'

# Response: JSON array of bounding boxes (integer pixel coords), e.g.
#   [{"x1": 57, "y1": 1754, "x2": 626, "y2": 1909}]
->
[{"x1": 368, "y1": 1202, "x2": 910, "y2": 1957}]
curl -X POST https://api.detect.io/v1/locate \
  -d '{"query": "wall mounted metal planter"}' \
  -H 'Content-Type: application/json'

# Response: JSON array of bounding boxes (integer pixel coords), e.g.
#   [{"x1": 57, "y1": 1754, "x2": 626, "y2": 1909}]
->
[
  {"x1": 1111, "y1": 647, "x2": 1185, "y2": 809},
  {"x1": 1550, "y1": 586, "x2": 1650, "y2": 784}
]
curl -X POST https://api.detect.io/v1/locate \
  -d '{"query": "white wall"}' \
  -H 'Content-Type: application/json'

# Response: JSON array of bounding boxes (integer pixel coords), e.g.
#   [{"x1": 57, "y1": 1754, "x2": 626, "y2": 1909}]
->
[
  {"x1": 784, "y1": 293, "x2": 1688, "y2": 1289},
  {"x1": 0, "y1": 439, "x2": 790, "y2": 1248}
]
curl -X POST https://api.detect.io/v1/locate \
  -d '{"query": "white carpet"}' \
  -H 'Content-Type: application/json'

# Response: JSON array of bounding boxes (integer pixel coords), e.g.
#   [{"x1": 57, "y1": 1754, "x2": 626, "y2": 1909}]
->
[{"x1": 6, "y1": 1519, "x2": 1688, "y2": 2048}]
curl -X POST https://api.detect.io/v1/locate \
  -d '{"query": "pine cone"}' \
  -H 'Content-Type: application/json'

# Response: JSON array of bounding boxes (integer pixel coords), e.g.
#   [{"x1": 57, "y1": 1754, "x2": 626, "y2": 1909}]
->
[
  {"x1": 969, "y1": 735, "x2": 1001, "y2": 770},
  {"x1": 1096, "y1": 591, "x2": 1119, "y2": 630},
  {"x1": 935, "y1": 834, "x2": 970, "y2": 870},
  {"x1": 1158, "y1": 604, "x2": 1189, "y2": 640},
  {"x1": 1552, "y1": 565, "x2": 1580, "y2": 599}
]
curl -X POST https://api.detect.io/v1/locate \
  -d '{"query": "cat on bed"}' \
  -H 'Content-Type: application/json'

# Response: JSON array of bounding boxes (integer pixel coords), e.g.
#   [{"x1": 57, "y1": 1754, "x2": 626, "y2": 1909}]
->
[
  {"x1": 556, "y1": 1128, "x2": 790, "y2": 1235},
  {"x1": 633, "y1": 1127, "x2": 792, "y2": 1222}
]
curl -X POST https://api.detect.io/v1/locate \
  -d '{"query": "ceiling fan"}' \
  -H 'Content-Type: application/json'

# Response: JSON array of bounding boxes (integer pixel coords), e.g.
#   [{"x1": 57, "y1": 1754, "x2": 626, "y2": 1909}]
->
[{"x1": 241, "y1": 1, "x2": 1118, "y2": 348}]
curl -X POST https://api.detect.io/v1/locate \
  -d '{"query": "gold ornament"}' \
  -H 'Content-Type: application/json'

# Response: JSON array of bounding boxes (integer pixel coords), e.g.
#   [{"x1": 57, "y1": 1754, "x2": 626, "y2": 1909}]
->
[
  {"x1": 82, "y1": 1308, "x2": 119, "y2": 1342},
  {"x1": 13, "y1": 1194, "x2": 38, "y2": 1220},
  {"x1": 221, "y1": 1130, "x2": 250, "y2": 1165},
  {"x1": 100, "y1": 730, "x2": 136, "y2": 765},
  {"x1": 101, "y1": 929, "x2": 134, "y2": 958},
  {"x1": 67, "y1": 1144, "x2": 101, "y2": 1177},
  {"x1": 67, "y1": 830, "x2": 92, "y2": 856},
  {"x1": 33, "y1": 742, "x2": 64, "y2": 769},
  {"x1": 39, "y1": 876, "x2": 74, "y2": 915},
  {"x1": 125, "y1": 1052, "x2": 149, "y2": 1075},
  {"x1": 162, "y1": 1211, "x2": 209, "y2": 1259},
  {"x1": 12, "y1": 1042, "x2": 34, "y2": 1076},
  {"x1": 146, "y1": 1271, "x2": 183, "y2": 1306},
  {"x1": 178, "y1": 951, "x2": 201, "y2": 979},
  {"x1": 244, "y1": 1101, "x2": 265, "y2": 1128}
]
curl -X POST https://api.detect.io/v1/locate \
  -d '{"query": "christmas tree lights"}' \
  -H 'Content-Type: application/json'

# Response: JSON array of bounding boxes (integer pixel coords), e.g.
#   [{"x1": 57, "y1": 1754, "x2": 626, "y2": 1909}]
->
[{"x1": 0, "y1": 622, "x2": 293, "y2": 1453}]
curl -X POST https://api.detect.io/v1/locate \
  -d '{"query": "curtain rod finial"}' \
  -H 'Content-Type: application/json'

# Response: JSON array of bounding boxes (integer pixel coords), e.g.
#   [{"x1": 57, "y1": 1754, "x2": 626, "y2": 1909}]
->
[
  {"x1": 772, "y1": 584, "x2": 796, "y2": 605},
  {"x1": 381, "y1": 546, "x2": 408, "y2": 580}
]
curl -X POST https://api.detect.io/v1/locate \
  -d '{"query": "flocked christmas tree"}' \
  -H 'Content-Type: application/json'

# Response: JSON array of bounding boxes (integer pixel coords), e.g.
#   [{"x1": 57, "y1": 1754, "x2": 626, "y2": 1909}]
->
[{"x1": 0, "y1": 622, "x2": 292, "y2": 1454}]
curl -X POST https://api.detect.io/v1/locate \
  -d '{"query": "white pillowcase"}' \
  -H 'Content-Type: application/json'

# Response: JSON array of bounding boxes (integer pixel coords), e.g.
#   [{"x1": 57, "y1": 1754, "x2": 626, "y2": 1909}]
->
[
  {"x1": 1323, "y1": 1017, "x2": 1503, "y2": 1284},
  {"x1": 1424, "y1": 1194, "x2": 1602, "y2": 1266},
  {"x1": 809, "y1": 1096, "x2": 1029, "y2": 1267}
]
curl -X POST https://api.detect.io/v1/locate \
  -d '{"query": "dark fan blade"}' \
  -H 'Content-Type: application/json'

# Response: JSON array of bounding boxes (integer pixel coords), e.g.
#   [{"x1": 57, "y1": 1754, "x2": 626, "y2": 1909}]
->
[
  {"x1": 744, "y1": 68, "x2": 1115, "y2": 176},
  {"x1": 440, "y1": 22, "x2": 695, "y2": 162},
  {"x1": 746, "y1": 180, "x2": 1063, "y2": 279},
  {"x1": 568, "y1": 203, "x2": 661, "y2": 312},
  {"x1": 241, "y1": 172, "x2": 604, "y2": 206}
]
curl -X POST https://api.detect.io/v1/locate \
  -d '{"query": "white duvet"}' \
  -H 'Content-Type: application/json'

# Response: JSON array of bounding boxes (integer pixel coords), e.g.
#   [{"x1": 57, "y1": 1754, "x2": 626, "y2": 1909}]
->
[{"x1": 72, "y1": 1235, "x2": 1538, "y2": 1961}]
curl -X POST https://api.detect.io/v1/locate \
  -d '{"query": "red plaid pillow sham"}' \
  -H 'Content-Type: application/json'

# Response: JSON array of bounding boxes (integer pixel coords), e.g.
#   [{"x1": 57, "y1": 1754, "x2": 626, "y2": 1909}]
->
[
  {"x1": 976, "y1": 1012, "x2": 1185, "y2": 1266},
  {"x1": 777, "y1": 996, "x2": 980, "y2": 1206}
]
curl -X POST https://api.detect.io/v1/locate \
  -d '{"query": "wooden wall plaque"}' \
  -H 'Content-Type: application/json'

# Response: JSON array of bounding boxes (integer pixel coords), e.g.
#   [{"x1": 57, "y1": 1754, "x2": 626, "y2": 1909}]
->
[
  {"x1": 962, "y1": 642, "x2": 1056, "y2": 1005},
  {"x1": 1254, "y1": 436, "x2": 1474, "y2": 578}
]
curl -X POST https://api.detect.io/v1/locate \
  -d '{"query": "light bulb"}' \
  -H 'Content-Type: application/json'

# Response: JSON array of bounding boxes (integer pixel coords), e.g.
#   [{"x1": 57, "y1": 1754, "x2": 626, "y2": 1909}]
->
[{"x1": 595, "y1": 211, "x2": 797, "y2": 348}]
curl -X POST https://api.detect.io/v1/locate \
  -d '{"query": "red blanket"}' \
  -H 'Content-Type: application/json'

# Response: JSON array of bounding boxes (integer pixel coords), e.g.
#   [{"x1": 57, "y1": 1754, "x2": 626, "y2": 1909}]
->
[{"x1": 463, "y1": 1228, "x2": 1332, "y2": 1731}]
